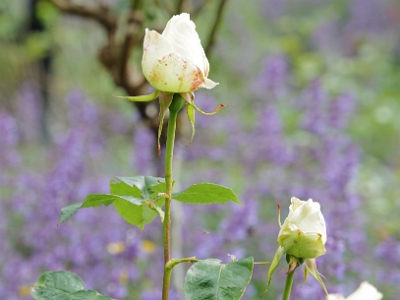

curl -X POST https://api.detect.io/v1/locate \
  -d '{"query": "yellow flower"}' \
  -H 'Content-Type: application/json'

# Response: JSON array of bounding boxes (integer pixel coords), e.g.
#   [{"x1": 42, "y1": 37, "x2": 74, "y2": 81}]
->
[
  {"x1": 106, "y1": 241, "x2": 126, "y2": 255},
  {"x1": 141, "y1": 240, "x2": 156, "y2": 254}
]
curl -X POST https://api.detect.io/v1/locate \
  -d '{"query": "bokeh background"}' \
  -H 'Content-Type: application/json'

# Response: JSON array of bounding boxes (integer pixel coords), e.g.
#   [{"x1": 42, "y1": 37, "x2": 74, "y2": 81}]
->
[{"x1": 1, "y1": 0, "x2": 400, "y2": 299}]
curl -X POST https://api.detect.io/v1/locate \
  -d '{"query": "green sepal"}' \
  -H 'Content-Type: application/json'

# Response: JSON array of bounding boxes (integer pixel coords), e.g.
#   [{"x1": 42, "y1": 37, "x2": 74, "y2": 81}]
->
[
  {"x1": 261, "y1": 246, "x2": 285, "y2": 296},
  {"x1": 113, "y1": 90, "x2": 160, "y2": 102},
  {"x1": 158, "y1": 92, "x2": 174, "y2": 155},
  {"x1": 172, "y1": 183, "x2": 242, "y2": 205},
  {"x1": 304, "y1": 259, "x2": 328, "y2": 295},
  {"x1": 184, "y1": 257, "x2": 254, "y2": 300},
  {"x1": 187, "y1": 103, "x2": 196, "y2": 144}
]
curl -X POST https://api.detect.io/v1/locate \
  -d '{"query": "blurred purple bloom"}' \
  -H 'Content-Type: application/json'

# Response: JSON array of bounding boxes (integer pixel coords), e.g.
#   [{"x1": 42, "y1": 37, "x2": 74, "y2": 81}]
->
[
  {"x1": 257, "y1": 54, "x2": 289, "y2": 99},
  {"x1": 0, "y1": 110, "x2": 21, "y2": 168},
  {"x1": 16, "y1": 81, "x2": 42, "y2": 142}
]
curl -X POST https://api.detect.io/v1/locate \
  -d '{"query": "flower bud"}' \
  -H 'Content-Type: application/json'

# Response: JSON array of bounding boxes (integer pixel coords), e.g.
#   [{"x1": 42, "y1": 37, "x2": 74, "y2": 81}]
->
[
  {"x1": 278, "y1": 197, "x2": 327, "y2": 259},
  {"x1": 142, "y1": 13, "x2": 218, "y2": 93}
]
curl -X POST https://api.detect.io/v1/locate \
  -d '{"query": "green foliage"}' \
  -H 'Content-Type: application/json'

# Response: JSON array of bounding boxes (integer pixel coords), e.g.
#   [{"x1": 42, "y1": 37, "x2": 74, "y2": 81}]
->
[
  {"x1": 184, "y1": 257, "x2": 254, "y2": 300},
  {"x1": 173, "y1": 183, "x2": 242, "y2": 205},
  {"x1": 112, "y1": 176, "x2": 167, "y2": 229},
  {"x1": 31, "y1": 271, "x2": 84, "y2": 298},
  {"x1": 59, "y1": 203, "x2": 85, "y2": 224},
  {"x1": 63, "y1": 290, "x2": 112, "y2": 300},
  {"x1": 58, "y1": 176, "x2": 167, "y2": 230},
  {"x1": 31, "y1": 271, "x2": 111, "y2": 300}
]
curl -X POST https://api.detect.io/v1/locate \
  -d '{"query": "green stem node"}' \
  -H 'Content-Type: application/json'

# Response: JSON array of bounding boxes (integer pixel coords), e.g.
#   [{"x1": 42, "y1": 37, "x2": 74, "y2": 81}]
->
[{"x1": 166, "y1": 257, "x2": 200, "y2": 270}]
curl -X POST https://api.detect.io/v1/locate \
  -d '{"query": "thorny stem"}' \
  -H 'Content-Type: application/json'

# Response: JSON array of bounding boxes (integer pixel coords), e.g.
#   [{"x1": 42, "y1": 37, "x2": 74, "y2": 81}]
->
[{"x1": 162, "y1": 95, "x2": 185, "y2": 300}]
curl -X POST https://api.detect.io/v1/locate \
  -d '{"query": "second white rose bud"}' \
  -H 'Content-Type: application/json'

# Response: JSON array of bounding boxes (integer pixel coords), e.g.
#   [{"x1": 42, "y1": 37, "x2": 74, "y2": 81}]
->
[{"x1": 278, "y1": 197, "x2": 327, "y2": 259}]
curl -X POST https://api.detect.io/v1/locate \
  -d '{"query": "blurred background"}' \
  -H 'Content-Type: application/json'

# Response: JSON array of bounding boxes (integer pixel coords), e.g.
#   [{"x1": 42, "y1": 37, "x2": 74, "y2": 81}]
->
[{"x1": 1, "y1": 0, "x2": 400, "y2": 299}]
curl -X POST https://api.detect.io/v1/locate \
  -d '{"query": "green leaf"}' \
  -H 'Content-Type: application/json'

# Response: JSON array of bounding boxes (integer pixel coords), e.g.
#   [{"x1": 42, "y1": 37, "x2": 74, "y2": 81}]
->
[
  {"x1": 59, "y1": 203, "x2": 83, "y2": 224},
  {"x1": 111, "y1": 176, "x2": 166, "y2": 230},
  {"x1": 58, "y1": 194, "x2": 133, "y2": 225},
  {"x1": 64, "y1": 290, "x2": 112, "y2": 300},
  {"x1": 113, "y1": 198, "x2": 157, "y2": 230},
  {"x1": 113, "y1": 176, "x2": 166, "y2": 199},
  {"x1": 30, "y1": 271, "x2": 113, "y2": 300},
  {"x1": 58, "y1": 176, "x2": 167, "y2": 228},
  {"x1": 173, "y1": 183, "x2": 242, "y2": 205},
  {"x1": 30, "y1": 271, "x2": 85, "y2": 300},
  {"x1": 184, "y1": 257, "x2": 254, "y2": 300},
  {"x1": 82, "y1": 194, "x2": 125, "y2": 207}
]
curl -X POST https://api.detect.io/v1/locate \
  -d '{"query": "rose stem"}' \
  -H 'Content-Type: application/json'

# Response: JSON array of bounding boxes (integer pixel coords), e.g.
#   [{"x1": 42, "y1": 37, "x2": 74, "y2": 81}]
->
[
  {"x1": 162, "y1": 94, "x2": 185, "y2": 300},
  {"x1": 282, "y1": 267, "x2": 296, "y2": 300}
]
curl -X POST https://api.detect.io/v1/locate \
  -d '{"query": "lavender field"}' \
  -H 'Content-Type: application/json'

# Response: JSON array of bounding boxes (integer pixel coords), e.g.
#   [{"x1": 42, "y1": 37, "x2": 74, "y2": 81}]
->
[{"x1": 1, "y1": 0, "x2": 400, "y2": 299}]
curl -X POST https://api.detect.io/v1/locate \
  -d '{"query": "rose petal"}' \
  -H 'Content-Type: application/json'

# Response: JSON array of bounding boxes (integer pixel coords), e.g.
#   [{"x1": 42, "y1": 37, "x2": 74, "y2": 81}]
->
[
  {"x1": 288, "y1": 197, "x2": 327, "y2": 244},
  {"x1": 142, "y1": 29, "x2": 208, "y2": 93},
  {"x1": 141, "y1": 14, "x2": 218, "y2": 93},
  {"x1": 162, "y1": 13, "x2": 209, "y2": 76},
  {"x1": 346, "y1": 282, "x2": 383, "y2": 300}
]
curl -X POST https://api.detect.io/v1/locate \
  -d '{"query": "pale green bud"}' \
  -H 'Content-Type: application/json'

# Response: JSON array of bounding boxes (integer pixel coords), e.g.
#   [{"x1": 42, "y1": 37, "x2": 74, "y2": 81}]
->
[{"x1": 277, "y1": 197, "x2": 327, "y2": 259}]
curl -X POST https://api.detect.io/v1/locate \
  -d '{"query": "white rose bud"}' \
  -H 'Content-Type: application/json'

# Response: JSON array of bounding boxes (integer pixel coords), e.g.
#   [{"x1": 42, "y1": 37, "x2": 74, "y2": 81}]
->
[
  {"x1": 327, "y1": 282, "x2": 383, "y2": 300},
  {"x1": 278, "y1": 197, "x2": 327, "y2": 259},
  {"x1": 142, "y1": 13, "x2": 218, "y2": 93},
  {"x1": 263, "y1": 197, "x2": 328, "y2": 296}
]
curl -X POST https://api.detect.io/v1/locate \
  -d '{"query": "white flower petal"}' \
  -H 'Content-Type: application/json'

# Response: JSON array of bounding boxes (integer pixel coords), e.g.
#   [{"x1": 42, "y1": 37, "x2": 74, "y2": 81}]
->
[
  {"x1": 141, "y1": 13, "x2": 218, "y2": 93},
  {"x1": 278, "y1": 197, "x2": 327, "y2": 259},
  {"x1": 288, "y1": 198, "x2": 327, "y2": 244},
  {"x1": 346, "y1": 282, "x2": 383, "y2": 300},
  {"x1": 326, "y1": 294, "x2": 346, "y2": 300},
  {"x1": 204, "y1": 78, "x2": 219, "y2": 89},
  {"x1": 162, "y1": 13, "x2": 209, "y2": 76},
  {"x1": 144, "y1": 58, "x2": 206, "y2": 92}
]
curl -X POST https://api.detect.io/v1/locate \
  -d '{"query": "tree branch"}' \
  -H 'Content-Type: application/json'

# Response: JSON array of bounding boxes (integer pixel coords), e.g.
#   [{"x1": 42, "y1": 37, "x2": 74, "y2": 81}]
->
[
  {"x1": 175, "y1": 0, "x2": 186, "y2": 14},
  {"x1": 191, "y1": 0, "x2": 212, "y2": 17},
  {"x1": 205, "y1": 0, "x2": 228, "y2": 56},
  {"x1": 50, "y1": 0, "x2": 117, "y2": 38},
  {"x1": 119, "y1": 11, "x2": 143, "y2": 87}
]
